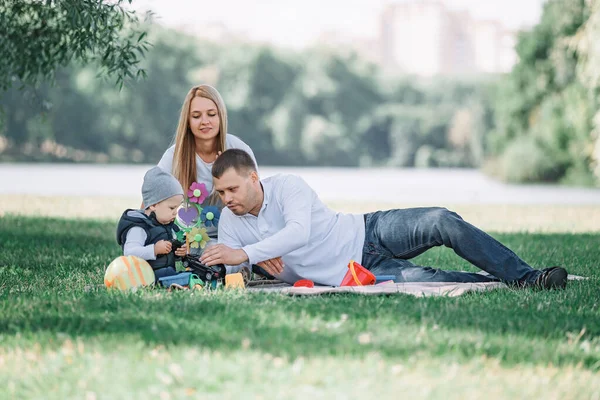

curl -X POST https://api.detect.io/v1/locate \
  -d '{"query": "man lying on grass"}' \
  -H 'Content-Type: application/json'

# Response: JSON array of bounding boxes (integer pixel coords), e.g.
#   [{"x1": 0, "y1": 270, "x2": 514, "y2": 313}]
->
[{"x1": 199, "y1": 149, "x2": 568, "y2": 290}]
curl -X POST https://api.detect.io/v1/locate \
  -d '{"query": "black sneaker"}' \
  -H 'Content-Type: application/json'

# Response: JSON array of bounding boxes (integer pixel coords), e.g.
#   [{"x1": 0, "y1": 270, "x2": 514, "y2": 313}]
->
[{"x1": 534, "y1": 267, "x2": 568, "y2": 290}]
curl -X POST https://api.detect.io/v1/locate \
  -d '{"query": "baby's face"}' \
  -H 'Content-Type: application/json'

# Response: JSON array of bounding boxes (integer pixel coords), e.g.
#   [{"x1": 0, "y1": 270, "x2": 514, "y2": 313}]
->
[{"x1": 150, "y1": 195, "x2": 183, "y2": 225}]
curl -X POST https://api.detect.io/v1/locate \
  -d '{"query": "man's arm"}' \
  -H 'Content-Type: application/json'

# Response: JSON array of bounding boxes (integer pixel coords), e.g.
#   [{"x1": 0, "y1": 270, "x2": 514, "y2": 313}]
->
[
  {"x1": 201, "y1": 176, "x2": 313, "y2": 270},
  {"x1": 241, "y1": 175, "x2": 312, "y2": 265},
  {"x1": 201, "y1": 210, "x2": 284, "y2": 275},
  {"x1": 215, "y1": 211, "x2": 252, "y2": 273}
]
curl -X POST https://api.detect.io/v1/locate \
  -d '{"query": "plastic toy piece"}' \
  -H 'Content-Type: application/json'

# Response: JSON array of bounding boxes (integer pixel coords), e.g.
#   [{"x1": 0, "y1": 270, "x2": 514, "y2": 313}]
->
[
  {"x1": 187, "y1": 182, "x2": 208, "y2": 204},
  {"x1": 181, "y1": 254, "x2": 226, "y2": 284},
  {"x1": 173, "y1": 181, "x2": 220, "y2": 257},
  {"x1": 185, "y1": 230, "x2": 190, "y2": 254},
  {"x1": 188, "y1": 227, "x2": 210, "y2": 249},
  {"x1": 225, "y1": 272, "x2": 246, "y2": 289},
  {"x1": 177, "y1": 206, "x2": 199, "y2": 225},
  {"x1": 175, "y1": 229, "x2": 186, "y2": 242},
  {"x1": 158, "y1": 272, "x2": 192, "y2": 288},
  {"x1": 167, "y1": 283, "x2": 188, "y2": 291},
  {"x1": 175, "y1": 203, "x2": 203, "y2": 231},
  {"x1": 375, "y1": 275, "x2": 396, "y2": 284},
  {"x1": 157, "y1": 265, "x2": 223, "y2": 291},
  {"x1": 293, "y1": 279, "x2": 315, "y2": 288},
  {"x1": 201, "y1": 206, "x2": 221, "y2": 228},
  {"x1": 189, "y1": 274, "x2": 204, "y2": 288},
  {"x1": 340, "y1": 260, "x2": 376, "y2": 286}
]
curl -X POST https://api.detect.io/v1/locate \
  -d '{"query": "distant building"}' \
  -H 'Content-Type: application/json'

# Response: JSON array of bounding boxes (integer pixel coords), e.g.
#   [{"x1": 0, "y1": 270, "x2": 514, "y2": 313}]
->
[
  {"x1": 380, "y1": 1, "x2": 517, "y2": 76},
  {"x1": 314, "y1": 31, "x2": 383, "y2": 65},
  {"x1": 171, "y1": 21, "x2": 246, "y2": 44}
]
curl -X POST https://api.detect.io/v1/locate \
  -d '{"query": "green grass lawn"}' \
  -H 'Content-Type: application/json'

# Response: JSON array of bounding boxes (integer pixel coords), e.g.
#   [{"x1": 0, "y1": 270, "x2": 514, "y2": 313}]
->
[{"x1": 0, "y1": 215, "x2": 599, "y2": 399}]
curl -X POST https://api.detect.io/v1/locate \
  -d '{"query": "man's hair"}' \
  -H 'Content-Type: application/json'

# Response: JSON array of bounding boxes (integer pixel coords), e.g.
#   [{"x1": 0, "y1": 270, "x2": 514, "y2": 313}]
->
[{"x1": 211, "y1": 149, "x2": 257, "y2": 178}]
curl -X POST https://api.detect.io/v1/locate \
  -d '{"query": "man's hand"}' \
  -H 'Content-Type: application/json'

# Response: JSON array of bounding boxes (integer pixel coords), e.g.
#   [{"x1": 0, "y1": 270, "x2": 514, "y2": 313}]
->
[
  {"x1": 154, "y1": 240, "x2": 172, "y2": 255},
  {"x1": 257, "y1": 257, "x2": 284, "y2": 276},
  {"x1": 174, "y1": 244, "x2": 188, "y2": 257},
  {"x1": 200, "y1": 244, "x2": 248, "y2": 266}
]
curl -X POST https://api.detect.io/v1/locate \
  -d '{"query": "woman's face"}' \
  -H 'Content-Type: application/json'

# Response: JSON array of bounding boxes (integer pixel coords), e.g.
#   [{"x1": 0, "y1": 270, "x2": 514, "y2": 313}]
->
[{"x1": 188, "y1": 96, "x2": 220, "y2": 142}]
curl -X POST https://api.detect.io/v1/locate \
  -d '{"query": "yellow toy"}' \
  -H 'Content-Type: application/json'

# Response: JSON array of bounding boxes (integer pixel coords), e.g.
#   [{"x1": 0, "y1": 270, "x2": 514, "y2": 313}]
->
[
  {"x1": 225, "y1": 272, "x2": 245, "y2": 289},
  {"x1": 104, "y1": 255, "x2": 155, "y2": 290}
]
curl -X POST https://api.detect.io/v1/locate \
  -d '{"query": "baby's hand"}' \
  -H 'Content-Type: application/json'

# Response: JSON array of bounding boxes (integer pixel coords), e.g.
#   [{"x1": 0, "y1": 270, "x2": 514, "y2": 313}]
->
[
  {"x1": 154, "y1": 240, "x2": 172, "y2": 255},
  {"x1": 174, "y1": 244, "x2": 188, "y2": 257}
]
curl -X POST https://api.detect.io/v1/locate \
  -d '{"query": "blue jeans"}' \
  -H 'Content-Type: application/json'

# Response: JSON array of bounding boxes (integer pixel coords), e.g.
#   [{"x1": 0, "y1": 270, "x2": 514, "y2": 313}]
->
[
  {"x1": 153, "y1": 266, "x2": 178, "y2": 283},
  {"x1": 361, "y1": 208, "x2": 541, "y2": 284}
]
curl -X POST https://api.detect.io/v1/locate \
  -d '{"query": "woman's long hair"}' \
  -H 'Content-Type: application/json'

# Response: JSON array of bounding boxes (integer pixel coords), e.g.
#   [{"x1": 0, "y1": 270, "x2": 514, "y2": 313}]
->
[{"x1": 172, "y1": 84, "x2": 228, "y2": 195}]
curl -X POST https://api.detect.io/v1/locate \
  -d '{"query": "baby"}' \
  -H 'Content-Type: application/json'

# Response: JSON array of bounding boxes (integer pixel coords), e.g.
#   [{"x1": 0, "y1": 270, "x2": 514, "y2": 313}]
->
[{"x1": 116, "y1": 166, "x2": 187, "y2": 281}]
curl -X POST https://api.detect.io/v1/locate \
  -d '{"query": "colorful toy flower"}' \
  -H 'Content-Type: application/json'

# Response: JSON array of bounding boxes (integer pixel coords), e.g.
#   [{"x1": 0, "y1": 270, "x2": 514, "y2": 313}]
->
[
  {"x1": 188, "y1": 227, "x2": 210, "y2": 249},
  {"x1": 187, "y1": 182, "x2": 208, "y2": 204},
  {"x1": 177, "y1": 204, "x2": 200, "y2": 225},
  {"x1": 201, "y1": 206, "x2": 221, "y2": 228}
]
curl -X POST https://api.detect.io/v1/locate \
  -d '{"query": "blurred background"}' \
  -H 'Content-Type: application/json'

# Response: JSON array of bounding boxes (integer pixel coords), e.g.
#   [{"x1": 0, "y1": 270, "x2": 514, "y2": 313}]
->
[{"x1": 1, "y1": 0, "x2": 599, "y2": 216}]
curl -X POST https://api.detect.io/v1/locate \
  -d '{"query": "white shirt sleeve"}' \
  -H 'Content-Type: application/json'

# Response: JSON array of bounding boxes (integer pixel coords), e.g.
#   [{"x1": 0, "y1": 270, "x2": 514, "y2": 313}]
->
[
  {"x1": 217, "y1": 211, "x2": 251, "y2": 273},
  {"x1": 242, "y1": 176, "x2": 312, "y2": 265},
  {"x1": 157, "y1": 146, "x2": 175, "y2": 173},
  {"x1": 123, "y1": 227, "x2": 157, "y2": 261}
]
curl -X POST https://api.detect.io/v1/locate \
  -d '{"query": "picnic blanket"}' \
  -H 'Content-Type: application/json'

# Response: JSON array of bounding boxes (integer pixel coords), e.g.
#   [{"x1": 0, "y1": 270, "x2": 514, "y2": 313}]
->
[
  {"x1": 246, "y1": 274, "x2": 585, "y2": 297},
  {"x1": 247, "y1": 281, "x2": 506, "y2": 297}
]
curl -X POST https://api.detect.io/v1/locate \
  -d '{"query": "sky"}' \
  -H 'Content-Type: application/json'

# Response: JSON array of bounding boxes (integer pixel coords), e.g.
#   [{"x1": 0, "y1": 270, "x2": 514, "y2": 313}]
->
[{"x1": 133, "y1": 0, "x2": 546, "y2": 49}]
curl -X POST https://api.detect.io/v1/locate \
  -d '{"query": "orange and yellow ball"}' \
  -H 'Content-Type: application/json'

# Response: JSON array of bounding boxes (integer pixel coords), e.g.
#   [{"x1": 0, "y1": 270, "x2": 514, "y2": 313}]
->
[{"x1": 104, "y1": 255, "x2": 155, "y2": 290}]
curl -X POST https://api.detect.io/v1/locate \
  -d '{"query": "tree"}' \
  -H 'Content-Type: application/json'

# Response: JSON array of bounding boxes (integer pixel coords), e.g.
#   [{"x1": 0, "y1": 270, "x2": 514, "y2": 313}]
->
[
  {"x1": 486, "y1": 0, "x2": 599, "y2": 185},
  {"x1": 572, "y1": 0, "x2": 600, "y2": 183},
  {"x1": 0, "y1": 0, "x2": 150, "y2": 90}
]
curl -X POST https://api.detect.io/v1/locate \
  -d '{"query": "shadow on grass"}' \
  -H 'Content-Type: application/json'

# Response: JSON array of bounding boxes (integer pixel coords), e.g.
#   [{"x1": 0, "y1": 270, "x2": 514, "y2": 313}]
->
[
  {"x1": 1, "y1": 285, "x2": 599, "y2": 371},
  {"x1": 1, "y1": 216, "x2": 599, "y2": 370}
]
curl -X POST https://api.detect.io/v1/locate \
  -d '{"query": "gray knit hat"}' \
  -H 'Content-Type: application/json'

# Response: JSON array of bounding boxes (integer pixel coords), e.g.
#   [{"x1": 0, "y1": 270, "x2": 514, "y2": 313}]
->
[{"x1": 142, "y1": 166, "x2": 184, "y2": 208}]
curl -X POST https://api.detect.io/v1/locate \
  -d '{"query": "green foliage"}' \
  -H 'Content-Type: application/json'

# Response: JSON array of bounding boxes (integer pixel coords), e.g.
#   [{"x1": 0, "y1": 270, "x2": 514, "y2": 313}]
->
[
  {"x1": 487, "y1": 0, "x2": 599, "y2": 186},
  {"x1": 0, "y1": 0, "x2": 150, "y2": 90},
  {"x1": 2, "y1": 0, "x2": 600, "y2": 186},
  {"x1": 1, "y1": 215, "x2": 600, "y2": 397},
  {"x1": 0, "y1": 25, "x2": 494, "y2": 167}
]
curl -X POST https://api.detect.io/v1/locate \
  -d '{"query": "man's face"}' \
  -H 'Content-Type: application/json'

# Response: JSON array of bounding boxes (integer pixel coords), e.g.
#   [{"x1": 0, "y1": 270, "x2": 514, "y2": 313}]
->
[
  {"x1": 149, "y1": 195, "x2": 183, "y2": 224},
  {"x1": 213, "y1": 168, "x2": 258, "y2": 216}
]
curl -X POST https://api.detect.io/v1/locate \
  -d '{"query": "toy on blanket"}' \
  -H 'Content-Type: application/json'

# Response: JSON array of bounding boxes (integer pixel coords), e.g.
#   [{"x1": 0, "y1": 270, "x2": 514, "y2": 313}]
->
[
  {"x1": 289, "y1": 263, "x2": 391, "y2": 289},
  {"x1": 294, "y1": 279, "x2": 315, "y2": 288},
  {"x1": 225, "y1": 272, "x2": 245, "y2": 289},
  {"x1": 340, "y1": 260, "x2": 376, "y2": 286},
  {"x1": 165, "y1": 239, "x2": 227, "y2": 288},
  {"x1": 181, "y1": 253, "x2": 226, "y2": 285},
  {"x1": 157, "y1": 271, "x2": 206, "y2": 290},
  {"x1": 104, "y1": 255, "x2": 155, "y2": 290}
]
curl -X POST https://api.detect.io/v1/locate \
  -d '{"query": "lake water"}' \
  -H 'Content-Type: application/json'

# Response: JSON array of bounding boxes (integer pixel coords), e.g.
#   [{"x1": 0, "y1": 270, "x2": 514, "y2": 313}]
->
[{"x1": 1, "y1": 163, "x2": 600, "y2": 205}]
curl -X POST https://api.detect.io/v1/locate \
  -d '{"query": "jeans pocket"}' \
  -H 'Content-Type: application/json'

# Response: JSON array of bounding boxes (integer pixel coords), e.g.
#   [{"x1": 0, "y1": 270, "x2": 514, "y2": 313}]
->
[{"x1": 365, "y1": 241, "x2": 394, "y2": 258}]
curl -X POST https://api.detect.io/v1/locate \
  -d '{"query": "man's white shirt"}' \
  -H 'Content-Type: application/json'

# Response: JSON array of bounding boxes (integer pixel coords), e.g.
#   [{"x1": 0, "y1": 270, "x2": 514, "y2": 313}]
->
[{"x1": 217, "y1": 174, "x2": 365, "y2": 286}]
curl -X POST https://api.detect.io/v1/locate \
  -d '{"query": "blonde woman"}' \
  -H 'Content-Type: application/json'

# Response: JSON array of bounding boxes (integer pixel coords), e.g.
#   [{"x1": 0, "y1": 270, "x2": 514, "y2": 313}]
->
[{"x1": 156, "y1": 84, "x2": 257, "y2": 240}]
